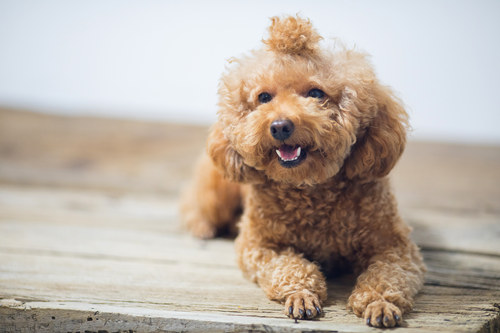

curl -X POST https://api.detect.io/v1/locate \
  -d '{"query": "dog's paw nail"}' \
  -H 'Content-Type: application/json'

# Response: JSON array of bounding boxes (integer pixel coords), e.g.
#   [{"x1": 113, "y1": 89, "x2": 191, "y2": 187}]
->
[
  {"x1": 376, "y1": 316, "x2": 382, "y2": 325},
  {"x1": 306, "y1": 309, "x2": 312, "y2": 318},
  {"x1": 384, "y1": 315, "x2": 389, "y2": 323},
  {"x1": 394, "y1": 313, "x2": 400, "y2": 322},
  {"x1": 366, "y1": 318, "x2": 371, "y2": 326},
  {"x1": 299, "y1": 309, "x2": 304, "y2": 316},
  {"x1": 315, "y1": 306, "x2": 321, "y2": 315}
]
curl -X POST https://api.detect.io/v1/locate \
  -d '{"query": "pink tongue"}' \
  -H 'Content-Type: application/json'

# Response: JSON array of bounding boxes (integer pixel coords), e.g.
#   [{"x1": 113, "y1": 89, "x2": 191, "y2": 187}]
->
[{"x1": 279, "y1": 145, "x2": 298, "y2": 160}]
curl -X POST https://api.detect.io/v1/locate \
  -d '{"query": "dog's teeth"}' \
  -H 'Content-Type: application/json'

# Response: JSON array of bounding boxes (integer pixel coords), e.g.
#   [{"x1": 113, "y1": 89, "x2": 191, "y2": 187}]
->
[{"x1": 276, "y1": 146, "x2": 302, "y2": 162}]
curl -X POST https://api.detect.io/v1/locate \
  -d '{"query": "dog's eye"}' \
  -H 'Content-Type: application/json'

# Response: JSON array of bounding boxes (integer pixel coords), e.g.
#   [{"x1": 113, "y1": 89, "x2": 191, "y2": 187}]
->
[
  {"x1": 307, "y1": 88, "x2": 325, "y2": 99},
  {"x1": 258, "y1": 92, "x2": 273, "y2": 104}
]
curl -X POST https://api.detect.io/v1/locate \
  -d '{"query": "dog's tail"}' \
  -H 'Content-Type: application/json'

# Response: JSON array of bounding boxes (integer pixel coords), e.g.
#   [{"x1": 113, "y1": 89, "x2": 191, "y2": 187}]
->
[{"x1": 263, "y1": 15, "x2": 322, "y2": 56}]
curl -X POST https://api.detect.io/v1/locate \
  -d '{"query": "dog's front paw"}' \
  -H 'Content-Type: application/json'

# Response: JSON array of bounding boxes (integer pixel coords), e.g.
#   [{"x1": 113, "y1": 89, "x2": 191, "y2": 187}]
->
[
  {"x1": 186, "y1": 216, "x2": 217, "y2": 239},
  {"x1": 284, "y1": 290, "x2": 322, "y2": 320},
  {"x1": 364, "y1": 300, "x2": 402, "y2": 328}
]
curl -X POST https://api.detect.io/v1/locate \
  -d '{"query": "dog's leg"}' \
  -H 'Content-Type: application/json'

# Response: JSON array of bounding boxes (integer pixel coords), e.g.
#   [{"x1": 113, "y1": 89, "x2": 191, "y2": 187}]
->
[
  {"x1": 235, "y1": 231, "x2": 327, "y2": 319},
  {"x1": 180, "y1": 153, "x2": 242, "y2": 239},
  {"x1": 347, "y1": 242, "x2": 425, "y2": 328}
]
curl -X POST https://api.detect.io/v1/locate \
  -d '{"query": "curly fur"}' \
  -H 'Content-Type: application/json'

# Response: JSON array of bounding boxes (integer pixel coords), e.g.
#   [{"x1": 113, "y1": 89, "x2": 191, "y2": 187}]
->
[
  {"x1": 180, "y1": 15, "x2": 426, "y2": 328},
  {"x1": 263, "y1": 16, "x2": 322, "y2": 56}
]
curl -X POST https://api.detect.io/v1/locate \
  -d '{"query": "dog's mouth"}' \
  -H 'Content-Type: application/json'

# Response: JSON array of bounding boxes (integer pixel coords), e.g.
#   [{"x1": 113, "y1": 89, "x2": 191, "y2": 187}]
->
[{"x1": 275, "y1": 144, "x2": 307, "y2": 168}]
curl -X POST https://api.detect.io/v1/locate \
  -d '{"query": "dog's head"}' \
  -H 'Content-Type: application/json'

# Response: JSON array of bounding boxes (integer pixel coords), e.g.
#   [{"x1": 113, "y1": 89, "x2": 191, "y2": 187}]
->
[{"x1": 208, "y1": 16, "x2": 408, "y2": 186}]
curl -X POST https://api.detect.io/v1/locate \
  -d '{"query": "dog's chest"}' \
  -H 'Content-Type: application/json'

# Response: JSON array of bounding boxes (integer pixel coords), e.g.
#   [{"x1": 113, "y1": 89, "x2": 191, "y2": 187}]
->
[{"x1": 252, "y1": 184, "x2": 358, "y2": 259}]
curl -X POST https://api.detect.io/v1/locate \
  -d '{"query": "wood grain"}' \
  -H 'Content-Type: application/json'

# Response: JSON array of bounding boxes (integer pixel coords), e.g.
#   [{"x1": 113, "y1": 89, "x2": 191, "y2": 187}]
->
[{"x1": 0, "y1": 108, "x2": 499, "y2": 332}]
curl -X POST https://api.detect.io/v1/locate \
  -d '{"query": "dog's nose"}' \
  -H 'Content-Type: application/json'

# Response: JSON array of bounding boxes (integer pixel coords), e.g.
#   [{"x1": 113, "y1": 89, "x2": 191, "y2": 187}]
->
[{"x1": 270, "y1": 119, "x2": 295, "y2": 141}]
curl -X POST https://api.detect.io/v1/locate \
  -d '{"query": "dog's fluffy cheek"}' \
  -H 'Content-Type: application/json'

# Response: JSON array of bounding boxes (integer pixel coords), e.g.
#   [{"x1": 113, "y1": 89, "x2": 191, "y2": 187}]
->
[{"x1": 229, "y1": 113, "x2": 274, "y2": 169}]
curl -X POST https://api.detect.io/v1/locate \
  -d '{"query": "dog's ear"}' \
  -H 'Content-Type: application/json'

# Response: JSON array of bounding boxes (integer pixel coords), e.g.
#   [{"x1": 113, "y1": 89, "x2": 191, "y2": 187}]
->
[
  {"x1": 344, "y1": 85, "x2": 409, "y2": 180},
  {"x1": 207, "y1": 123, "x2": 265, "y2": 184}
]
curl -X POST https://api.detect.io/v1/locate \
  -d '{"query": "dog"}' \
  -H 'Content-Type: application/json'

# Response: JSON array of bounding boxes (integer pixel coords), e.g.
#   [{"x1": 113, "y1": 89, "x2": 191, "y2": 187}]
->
[{"x1": 180, "y1": 15, "x2": 426, "y2": 328}]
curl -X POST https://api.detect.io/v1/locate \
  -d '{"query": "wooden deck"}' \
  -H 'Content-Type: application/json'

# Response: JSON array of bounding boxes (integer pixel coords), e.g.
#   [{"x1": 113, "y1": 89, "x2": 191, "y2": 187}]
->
[{"x1": 0, "y1": 108, "x2": 499, "y2": 333}]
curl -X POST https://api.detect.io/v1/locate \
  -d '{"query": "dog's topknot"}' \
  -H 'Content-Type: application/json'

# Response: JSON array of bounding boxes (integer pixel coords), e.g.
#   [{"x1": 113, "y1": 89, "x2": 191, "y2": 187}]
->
[{"x1": 263, "y1": 16, "x2": 322, "y2": 56}]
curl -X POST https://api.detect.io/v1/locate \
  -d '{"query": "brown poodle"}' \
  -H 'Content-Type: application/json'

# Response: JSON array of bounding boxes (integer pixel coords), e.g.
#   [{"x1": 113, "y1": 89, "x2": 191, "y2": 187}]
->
[{"x1": 180, "y1": 16, "x2": 426, "y2": 328}]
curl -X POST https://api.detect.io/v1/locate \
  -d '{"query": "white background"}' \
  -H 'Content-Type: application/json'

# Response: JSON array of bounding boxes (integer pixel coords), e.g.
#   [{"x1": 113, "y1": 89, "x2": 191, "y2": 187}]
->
[{"x1": 1, "y1": 0, "x2": 499, "y2": 144}]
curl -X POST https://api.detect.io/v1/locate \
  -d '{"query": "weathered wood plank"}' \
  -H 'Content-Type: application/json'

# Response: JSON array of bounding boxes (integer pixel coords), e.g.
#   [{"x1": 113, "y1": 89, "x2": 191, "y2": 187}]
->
[
  {"x1": 1, "y1": 246, "x2": 499, "y2": 332},
  {"x1": 0, "y1": 108, "x2": 208, "y2": 194},
  {"x1": 1, "y1": 109, "x2": 500, "y2": 332},
  {"x1": 392, "y1": 141, "x2": 500, "y2": 257},
  {"x1": 1, "y1": 185, "x2": 499, "y2": 332}
]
